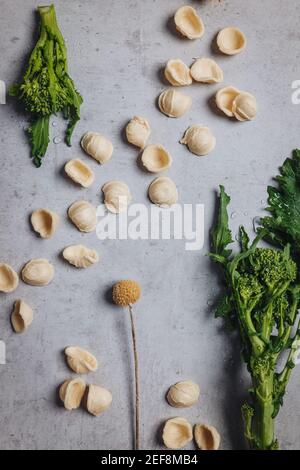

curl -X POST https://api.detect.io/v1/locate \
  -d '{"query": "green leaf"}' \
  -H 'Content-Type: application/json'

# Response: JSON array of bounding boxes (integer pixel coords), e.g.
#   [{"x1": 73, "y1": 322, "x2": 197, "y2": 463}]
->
[
  {"x1": 215, "y1": 294, "x2": 237, "y2": 329},
  {"x1": 215, "y1": 294, "x2": 233, "y2": 318},
  {"x1": 27, "y1": 115, "x2": 50, "y2": 167},
  {"x1": 239, "y1": 226, "x2": 250, "y2": 252},
  {"x1": 260, "y1": 149, "x2": 300, "y2": 253},
  {"x1": 8, "y1": 84, "x2": 20, "y2": 96},
  {"x1": 62, "y1": 77, "x2": 83, "y2": 147},
  {"x1": 64, "y1": 102, "x2": 82, "y2": 147},
  {"x1": 210, "y1": 185, "x2": 233, "y2": 263}
]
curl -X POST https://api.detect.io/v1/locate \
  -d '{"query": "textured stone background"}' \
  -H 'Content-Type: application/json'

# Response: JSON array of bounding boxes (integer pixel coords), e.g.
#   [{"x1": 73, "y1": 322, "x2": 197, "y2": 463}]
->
[{"x1": 0, "y1": 0, "x2": 300, "y2": 450}]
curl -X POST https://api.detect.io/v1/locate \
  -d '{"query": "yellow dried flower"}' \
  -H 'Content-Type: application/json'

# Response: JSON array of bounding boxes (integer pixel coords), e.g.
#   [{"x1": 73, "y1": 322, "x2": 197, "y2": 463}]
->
[
  {"x1": 112, "y1": 279, "x2": 141, "y2": 449},
  {"x1": 112, "y1": 280, "x2": 141, "y2": 306}
]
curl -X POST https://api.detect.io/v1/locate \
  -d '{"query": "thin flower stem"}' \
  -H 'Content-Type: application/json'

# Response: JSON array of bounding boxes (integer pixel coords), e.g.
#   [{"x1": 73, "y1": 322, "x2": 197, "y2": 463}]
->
[{"x1": 128, "y1": 304, "x2": 140, "y2": 450}]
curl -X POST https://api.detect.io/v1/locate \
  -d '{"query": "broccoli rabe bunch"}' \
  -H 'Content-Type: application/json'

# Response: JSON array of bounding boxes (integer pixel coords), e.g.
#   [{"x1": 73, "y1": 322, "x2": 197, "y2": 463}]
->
[
  {"x1": 9, "y1": 4, "x2": 83, "y2": 167},
  {"x1": 210, "y1": 186, "x2": 300, "y2": 450}
]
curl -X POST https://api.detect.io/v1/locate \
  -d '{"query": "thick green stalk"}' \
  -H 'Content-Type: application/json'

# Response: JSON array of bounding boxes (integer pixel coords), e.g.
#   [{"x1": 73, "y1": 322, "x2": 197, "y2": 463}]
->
[
  {"x1": 38, "y1": 5, "x2": 64, "y2": 45},
  {"x1": 251, "y1": 374, "x2": 275, "y2": 449}
]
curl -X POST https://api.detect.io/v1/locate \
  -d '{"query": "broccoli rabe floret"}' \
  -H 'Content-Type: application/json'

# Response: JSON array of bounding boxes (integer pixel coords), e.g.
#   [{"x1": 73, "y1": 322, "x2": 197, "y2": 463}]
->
[
  {"x1": 246, "y1": 248, "x2": 296, "y2": 291},
  {"x1": 237, "y1": 273, "x2": 262, "y2": 305}
]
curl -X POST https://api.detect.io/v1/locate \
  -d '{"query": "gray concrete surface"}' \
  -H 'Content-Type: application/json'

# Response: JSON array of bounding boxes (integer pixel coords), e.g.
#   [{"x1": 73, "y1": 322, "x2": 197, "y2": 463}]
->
[{"x1": 0, "y1": 0, "x2": 300, "y2": 450}]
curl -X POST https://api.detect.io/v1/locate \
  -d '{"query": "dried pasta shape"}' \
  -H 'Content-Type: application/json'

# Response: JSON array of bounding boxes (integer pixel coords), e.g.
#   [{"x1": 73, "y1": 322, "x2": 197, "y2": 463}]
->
[
  {"x1": 81, "y1": 132, "x2": 113, "y2": 164},
  {"x1": 174, "y1": 6, "x2": 205, "y2": 39},
  {"x1": 11, "y1": 300, "x2": 33, "y2": 333},
  {"x1": 22, "y1": 259, "x2": 54, "y2": 286},
  {"x1": 63, "y1": 245, "x2": 99, "y2": 268},
  {"x1": 215, "y1": 86, "x2": 241, "y2": 117},
  {"x1": 217, "y1": 27, "x2": 246, "y2": 55},
  {"x1": 65, "y1": 346, "x2": 98, "y2": 374},
  {"x1": 190, "y1": 58, "x2": 223, "y2": 84},
  {"x1": 65, "y1": 159, "x2": 95, "y2": 188},
  {"x1": 102, "y1": 181, "x2": 132, "y2": 214},
  {"x1": 164, "y1": 59, "x2": 192, "y2": 86},
  {"x1": 194, "y1": 424, "x2": 221, "y2": 450},
  {"x1": 180, "y1": 125, "x2": 216, "y2": 156},
  {"x1": 162, "y1": 417, "x2": 193, "y2": 449},
  {"x1": 232, "y1": 92, "x2": 257, "y2": 121},
  {"x1": 158, "y1": 89, "x2": 192, "y2": 118},
  {"x1": 141, "y1": 145, "x2": 172, "y2": 173},
  {"x1": 167, "y1": 380, "x2": 200, "y2": 408},
  {"x1": 0, "y1": 263, "x2": 19, "y2": 293},
  {"x1": 31, "y1": 209, "x2": 59, "y2": 239},
  {"x1": 148, "y1": 177, "x2": 178, "y2": 207},
  {"x1": 86, "y1": 385, "x2": 113, "y2": 417},
  {"x1": 59, "y1": 378, "x2": 86, "y2": 411},
  {"x1": 126, "y1": 116, "x2": 151, "y2": 149},
  {"x1": 68, "y1": 200, "x2": 97, "y2": 232}
]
